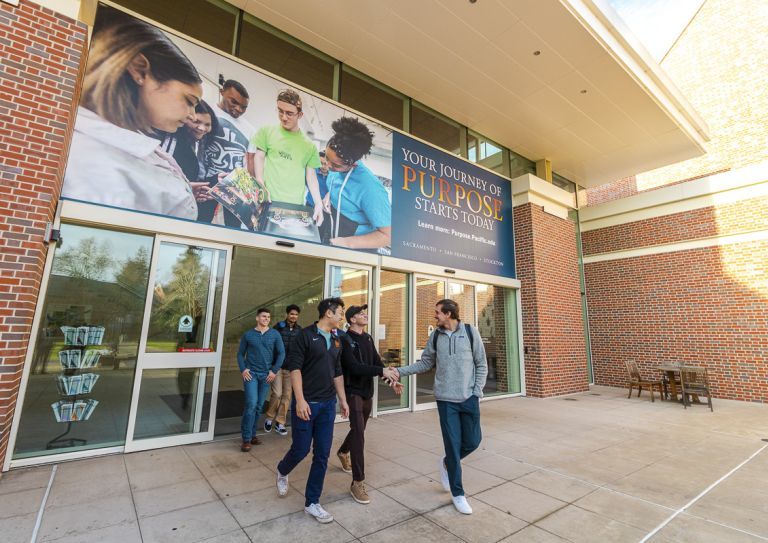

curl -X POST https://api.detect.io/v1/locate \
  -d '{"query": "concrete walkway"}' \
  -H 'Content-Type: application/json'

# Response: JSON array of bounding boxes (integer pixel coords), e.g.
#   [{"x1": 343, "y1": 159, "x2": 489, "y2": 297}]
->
[{"x1": 2, "y1": 385, "x2": 768, "y2": 542}]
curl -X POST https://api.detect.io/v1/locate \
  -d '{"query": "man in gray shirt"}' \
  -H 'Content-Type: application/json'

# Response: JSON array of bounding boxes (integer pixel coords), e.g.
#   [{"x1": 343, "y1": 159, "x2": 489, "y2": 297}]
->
[{"x1": 393, "y1": 299, "x2": 487, "y2": 515}]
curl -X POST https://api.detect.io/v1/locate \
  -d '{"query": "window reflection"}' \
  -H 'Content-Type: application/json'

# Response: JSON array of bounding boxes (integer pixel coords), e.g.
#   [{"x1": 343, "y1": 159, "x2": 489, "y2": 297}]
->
[
  {"x1": 467, "y1": 131, "x2": 508, "y2": 176},
  {"x1": 411, "y1": 103, "x2": 461, "y2": 155},
  {"x1": 14, "y1": 224, "x2": 153, "y2": 459},
  {"x1": 378, "y1": 271, "x2": 409, "y2": 411},
  {"x1": 340, "y1": 68, "x2": 405, "y2": 129}
]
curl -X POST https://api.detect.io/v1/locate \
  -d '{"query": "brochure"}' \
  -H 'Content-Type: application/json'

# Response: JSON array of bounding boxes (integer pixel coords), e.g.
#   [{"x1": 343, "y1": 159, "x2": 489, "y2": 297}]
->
[{"x1": 208, "y1": 168, "x2": 269, "y2": 231}]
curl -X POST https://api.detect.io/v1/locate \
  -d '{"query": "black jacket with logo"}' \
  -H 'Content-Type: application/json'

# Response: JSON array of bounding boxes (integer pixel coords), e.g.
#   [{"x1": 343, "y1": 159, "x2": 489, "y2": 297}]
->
[
  {"x1": 340, "y1": 330, "x2": 384, "y2": 399},
  {"x1": 283, "y1": 323, "x2": 342, "y2": 402}
]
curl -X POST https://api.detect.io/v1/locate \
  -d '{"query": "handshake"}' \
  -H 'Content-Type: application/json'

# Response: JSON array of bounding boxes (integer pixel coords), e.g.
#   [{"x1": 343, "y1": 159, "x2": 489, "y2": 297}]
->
[{"x1": 381, "y1": 366, "x2": 404, "y2": 395}]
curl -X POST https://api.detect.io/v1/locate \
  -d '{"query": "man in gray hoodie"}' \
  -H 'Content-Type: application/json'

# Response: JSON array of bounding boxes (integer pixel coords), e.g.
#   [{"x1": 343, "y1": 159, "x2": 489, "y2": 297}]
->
[{"x1": 393, "y1": 299, "x2": 487, "y2": 515}]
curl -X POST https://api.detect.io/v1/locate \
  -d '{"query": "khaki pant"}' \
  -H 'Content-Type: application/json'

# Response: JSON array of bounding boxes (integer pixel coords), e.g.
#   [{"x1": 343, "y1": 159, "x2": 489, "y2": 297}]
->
[{"x1": 265, "y1": 368, "x2": 292, "y2": 425}]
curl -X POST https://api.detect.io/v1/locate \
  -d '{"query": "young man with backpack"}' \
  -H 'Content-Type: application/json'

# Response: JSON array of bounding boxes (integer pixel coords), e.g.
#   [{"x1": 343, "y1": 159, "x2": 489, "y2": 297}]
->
[{"x1": 392, "y1": 299, "x2": 487, "y2": 515}]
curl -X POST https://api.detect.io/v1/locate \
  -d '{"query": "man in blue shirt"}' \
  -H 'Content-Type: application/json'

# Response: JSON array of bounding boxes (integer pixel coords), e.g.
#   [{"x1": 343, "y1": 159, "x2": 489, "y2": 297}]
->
[{"x1": 238, "y1": 308, "x2": 285, "y2": 452}]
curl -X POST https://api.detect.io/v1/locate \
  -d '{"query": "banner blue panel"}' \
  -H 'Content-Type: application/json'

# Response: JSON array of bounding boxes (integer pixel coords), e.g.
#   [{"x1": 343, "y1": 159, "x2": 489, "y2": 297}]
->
[{"x1": 391, "y1": 133, "x2": 515, "y2": 278}]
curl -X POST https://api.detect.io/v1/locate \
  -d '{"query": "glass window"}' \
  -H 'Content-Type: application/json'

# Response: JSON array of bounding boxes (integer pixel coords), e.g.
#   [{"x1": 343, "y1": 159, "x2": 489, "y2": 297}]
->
[
  {"x1": 133, "y1": 368, "x2": 213, "y2": 439},
  {"x1": 467, "y1": 131, "x2": 508, "y2": 176},
  {"x1": 145, "y1": 243, "x2": 225, "y2": 353},
  {"x1": 510, "y1": 150, "x2": 537, "y2": 179},
  {"x1": 340, "y1": 67, "x2": 405, "y2": 130},
  {"x1": 112, "y1": 0, "x2": 239, "y2": 54},
  {"x1": 414, "y1": 278, "x2": 444, "y2": 405},
  {"x1": 411, "y1": 102, "x2": 461, "y2": 155},
  {"x1": 238, "y1": 16, "x2": 336, "y2": 98},
  {"x1": 378, "y1": 271, "x2": 409, "y2": 411},
  {"x1": 476, "y1": 284, "x2": 521, "y2": 395},
  {"x1": 215, "y1": 248, "x2": 325, "y2": 435},
  {"x1": 13, "y1": 224, "x2": 153, "y2": 459},
  {"x1": 552, "y1": 172, "x2": 577, "y2": 193}
]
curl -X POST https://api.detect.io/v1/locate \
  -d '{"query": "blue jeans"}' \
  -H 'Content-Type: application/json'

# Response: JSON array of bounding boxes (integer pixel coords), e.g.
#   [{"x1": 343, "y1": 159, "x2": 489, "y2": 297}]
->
[
  {"x1": 241, "y1": 376, "x2": 270, "y2": 442},
  {"x1": 437, "y1": 395, "x2": 482, "y2": 497},
  {"x1": 277, "y1": 398, "x2": 336, "y2": 506}
]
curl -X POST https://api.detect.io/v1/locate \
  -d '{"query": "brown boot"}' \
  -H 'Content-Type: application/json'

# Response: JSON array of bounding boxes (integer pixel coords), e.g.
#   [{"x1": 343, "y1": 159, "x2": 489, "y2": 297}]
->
[
  {"x1": 250, "y1": 436, "x2": 262, "y2": 445},
  {"x1": 350, "y1": 480, "x2": 370, "y2": 504},
  {"x1": 240, "y1": 441, "x2": 252, "y2": 452},
  {"x1": 337, "y1": 450, "x2": 352, "y2": 473}
]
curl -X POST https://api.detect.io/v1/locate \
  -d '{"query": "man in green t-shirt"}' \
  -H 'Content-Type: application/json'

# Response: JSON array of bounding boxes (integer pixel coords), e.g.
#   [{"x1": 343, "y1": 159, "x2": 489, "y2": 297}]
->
[{"x1": 247, "y1": 89, "x2": 324, "y2": 225}]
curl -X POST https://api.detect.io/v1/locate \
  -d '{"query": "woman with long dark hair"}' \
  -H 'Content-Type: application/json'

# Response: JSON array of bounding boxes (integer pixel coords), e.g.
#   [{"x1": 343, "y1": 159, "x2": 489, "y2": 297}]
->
[{"x1": 62, "y1": 7, "x2": 202, "y2": 219}]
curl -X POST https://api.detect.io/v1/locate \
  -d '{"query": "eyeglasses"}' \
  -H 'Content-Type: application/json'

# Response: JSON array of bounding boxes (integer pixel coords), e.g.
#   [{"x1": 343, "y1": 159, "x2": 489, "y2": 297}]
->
[{"x1": 277, "y1": 107, "x2": 299, "y2": 118}]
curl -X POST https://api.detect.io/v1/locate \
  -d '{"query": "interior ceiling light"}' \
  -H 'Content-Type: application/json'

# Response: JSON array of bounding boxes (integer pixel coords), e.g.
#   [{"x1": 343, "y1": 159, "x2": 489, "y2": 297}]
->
[
  {"x1": 533, "y1": 50, "x2": 541, "y2": 56},
  {"x1": 580, "y1": 89, "x2": 588, "y2": 94}
]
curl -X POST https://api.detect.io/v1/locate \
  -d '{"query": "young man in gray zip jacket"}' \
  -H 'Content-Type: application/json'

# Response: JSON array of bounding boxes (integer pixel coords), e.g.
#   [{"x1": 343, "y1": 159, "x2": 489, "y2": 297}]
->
[{"x1": 393, "y1": 299, "x2": 487, "y2": 515}]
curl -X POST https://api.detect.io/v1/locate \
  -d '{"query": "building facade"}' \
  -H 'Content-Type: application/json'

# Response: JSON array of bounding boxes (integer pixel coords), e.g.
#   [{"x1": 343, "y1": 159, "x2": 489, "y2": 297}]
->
[{"x1": 0, "y1": 0, "x2": 718, "y2": 472}]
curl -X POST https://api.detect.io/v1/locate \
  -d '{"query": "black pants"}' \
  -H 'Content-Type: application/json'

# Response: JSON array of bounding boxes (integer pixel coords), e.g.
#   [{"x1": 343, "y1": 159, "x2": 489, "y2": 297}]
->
[{"x1": 338, "y1": 394, "x2": 372, "y2": 482}]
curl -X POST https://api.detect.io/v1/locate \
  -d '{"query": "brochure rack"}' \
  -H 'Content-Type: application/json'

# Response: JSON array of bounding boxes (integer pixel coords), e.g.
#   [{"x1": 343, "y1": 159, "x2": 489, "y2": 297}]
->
[{"x1": 46, "y1": 325, "x2": 104, "y2": 450}]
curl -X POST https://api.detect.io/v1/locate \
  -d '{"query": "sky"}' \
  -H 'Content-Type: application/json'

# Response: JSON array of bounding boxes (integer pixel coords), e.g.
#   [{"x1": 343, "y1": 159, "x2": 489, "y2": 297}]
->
[{"x1": 607, "y1": 0, "x2": 706, "y2": 60}]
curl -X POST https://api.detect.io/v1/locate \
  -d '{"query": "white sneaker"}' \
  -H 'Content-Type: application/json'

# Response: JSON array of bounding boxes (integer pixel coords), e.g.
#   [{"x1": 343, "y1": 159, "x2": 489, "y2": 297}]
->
[
  {"x1": 305, "y1": 502, "x2": 334, "y2": 523},
  {"x1": 452, "y1": 495, "x2": 473, "y2": 515},
  {"x1": 276, "y1": 469, "x2": 289, "y2": 497},
  {"x1": 439, "y1": 457, "x2": 451, "y2": 492}
]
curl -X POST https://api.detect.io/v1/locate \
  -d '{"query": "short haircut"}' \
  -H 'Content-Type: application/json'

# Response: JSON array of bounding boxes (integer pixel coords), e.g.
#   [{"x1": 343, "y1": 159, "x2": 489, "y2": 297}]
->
[
  {"x1": 317, "y1": 297, "x2": 344, "y2": 319},
  {"x1": 286, "y1": 304, "x2": 301, "y2": 314},
  {"x1": 436, "y1": 299, "x2": 460, "y2": 320},
  {"x1": 276, "y1": 88, "x2": 302, "y2": 111},
  {"x1": 222, "y1": 79, "x2": 249, "y2": 99},
  {"x1": 326, "y1": 117, "x2": 374, "y2": 164},
  {"x1": 256, "y1": 308, "x2": 270, "y2": 316}
]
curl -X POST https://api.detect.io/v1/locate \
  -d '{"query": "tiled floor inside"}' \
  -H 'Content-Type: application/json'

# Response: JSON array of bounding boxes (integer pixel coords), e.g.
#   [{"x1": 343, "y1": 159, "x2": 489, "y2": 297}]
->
[{"x1": 2, "y1": 385, "x2": 768, "y2": 542}]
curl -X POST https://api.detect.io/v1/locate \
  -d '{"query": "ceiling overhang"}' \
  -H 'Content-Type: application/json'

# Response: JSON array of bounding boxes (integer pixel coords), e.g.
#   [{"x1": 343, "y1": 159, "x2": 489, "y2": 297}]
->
[{"x1": 228, "y1": 0, "x2": 708, "y2": 187}]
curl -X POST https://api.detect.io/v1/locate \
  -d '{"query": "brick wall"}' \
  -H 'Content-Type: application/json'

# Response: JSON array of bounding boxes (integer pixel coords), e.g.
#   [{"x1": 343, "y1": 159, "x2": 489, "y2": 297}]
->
[
  {"x1": 585, "y1": 240, "x2": 768, "y2": 402},
  {"x1": 514, "y1": 203, "x2": 588, "y2": 397},
  {"x1": 582, "y1": 194, "x2": 768, "y2": 256},
  {"x1": 0, "y1": 0, "x2": 87, "y2": 470},
  {"x1": 586, "y1": 0, "x2": 768, "y2": 202}
]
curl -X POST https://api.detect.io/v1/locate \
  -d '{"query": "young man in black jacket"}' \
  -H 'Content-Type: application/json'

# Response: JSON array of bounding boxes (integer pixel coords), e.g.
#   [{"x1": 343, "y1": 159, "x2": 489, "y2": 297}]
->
[
  {"x1": 276, "y1": 298, "x2": 349, "y2": 524},
  {"x1": 337, "y1": 305, "x2": 398, "y2": 504},
  {"x1": 264, "y1": 304, "x2": 302, "y2": 435}
]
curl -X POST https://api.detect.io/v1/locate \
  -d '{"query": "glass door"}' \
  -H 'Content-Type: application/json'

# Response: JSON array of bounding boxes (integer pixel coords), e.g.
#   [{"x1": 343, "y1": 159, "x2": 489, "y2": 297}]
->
[
  {"x1": 325, "y1": 262, "x2": 372, "y2": 416},
  {"x1": 413, "y1": 276, "x2": 476, "y2": 410},
  {"x1": 125, "y1": 237, "x2": 230, "y2": 452}
]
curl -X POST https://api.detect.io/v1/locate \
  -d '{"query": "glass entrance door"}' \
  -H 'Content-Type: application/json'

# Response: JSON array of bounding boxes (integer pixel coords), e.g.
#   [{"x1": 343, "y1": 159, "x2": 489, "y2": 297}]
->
[
  {"x1": 125, "y1": 237, "x2": 230, "y2": 452},
  {"x1": 413, "y1": 276, "x2": 476, "y2": 409}
]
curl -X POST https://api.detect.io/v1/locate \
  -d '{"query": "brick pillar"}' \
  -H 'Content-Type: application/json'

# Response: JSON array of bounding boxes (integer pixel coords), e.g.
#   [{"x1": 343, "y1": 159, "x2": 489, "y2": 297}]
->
[
  {"x1": 512, "y1": 175, "x2": 588, "y2": 397},
  {"x1": 0, "y1": 0, "x2": 87, "y2": 471}
]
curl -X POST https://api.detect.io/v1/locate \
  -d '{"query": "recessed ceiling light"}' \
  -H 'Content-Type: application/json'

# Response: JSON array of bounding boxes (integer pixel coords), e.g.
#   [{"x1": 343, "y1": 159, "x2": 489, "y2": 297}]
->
[
  {"x1": 533, "y1": 50, "x2": 541, "y2": 56},
  {"x1": 580, "y1": 89, "x2": 588, "y2": 94}
]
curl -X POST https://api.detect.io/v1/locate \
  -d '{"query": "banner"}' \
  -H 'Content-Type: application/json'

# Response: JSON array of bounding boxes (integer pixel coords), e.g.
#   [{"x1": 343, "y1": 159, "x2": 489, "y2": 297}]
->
[{"x1": 61, "y1": 5, "x2": 515, "y2": 279}]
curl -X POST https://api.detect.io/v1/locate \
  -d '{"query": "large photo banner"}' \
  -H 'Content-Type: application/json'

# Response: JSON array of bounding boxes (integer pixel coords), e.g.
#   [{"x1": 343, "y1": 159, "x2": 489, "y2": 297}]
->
[{"x1": 62, "y1": 5, "x2": 514, "y2": 278}]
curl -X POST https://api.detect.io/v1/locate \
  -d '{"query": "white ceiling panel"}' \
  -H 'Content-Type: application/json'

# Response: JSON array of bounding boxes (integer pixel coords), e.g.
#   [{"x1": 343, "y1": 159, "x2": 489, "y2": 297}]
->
[{"x1": 235, "y1": 0, "x2": 707, "y2": 186}]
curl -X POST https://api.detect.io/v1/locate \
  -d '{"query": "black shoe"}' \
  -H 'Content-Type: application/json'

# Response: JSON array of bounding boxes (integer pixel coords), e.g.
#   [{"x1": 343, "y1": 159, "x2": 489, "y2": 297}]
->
[{"x1": 264, "y1": 419, "x2": 273, "y2": 432}]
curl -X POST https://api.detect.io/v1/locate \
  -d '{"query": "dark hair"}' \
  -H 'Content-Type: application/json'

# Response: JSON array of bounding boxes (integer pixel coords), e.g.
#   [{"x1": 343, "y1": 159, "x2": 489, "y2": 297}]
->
[
  {"x1": 222, "y1": 79, "x2": 249, "y2": 99},
  {"x1": 436, "y1": 299, "x2": 460, "y2": 320},
  {"x1": 84, "y1": 6, "x2": 202, "y2": 132},
  {"x1": 318, "y1": 150, "x2": 326, "y2": 158},
  {"x1": 194, "y1": 99, "x2": 220, "y2": 145},
  {"x1": 256, "y1": 308, "x2": 270, "y2": 316},
  {"x1": 286, "y1": 304, "x2": 301, "y2": 314},
  {"x1": 277, "y1": 88, "x2": 302, "y2": 111},
  {"x1": 326, "y1": 117, "x2": 374, "y2": 164},
  {"x1": 317, "y1": 297, "x2": 344, "y2": 319}
]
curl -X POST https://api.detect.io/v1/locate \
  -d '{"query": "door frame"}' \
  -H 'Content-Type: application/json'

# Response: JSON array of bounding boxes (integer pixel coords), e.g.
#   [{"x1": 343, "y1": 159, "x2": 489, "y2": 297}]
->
[{"x1": 124, "y1": 235, "x2": 232, "y2": 453}]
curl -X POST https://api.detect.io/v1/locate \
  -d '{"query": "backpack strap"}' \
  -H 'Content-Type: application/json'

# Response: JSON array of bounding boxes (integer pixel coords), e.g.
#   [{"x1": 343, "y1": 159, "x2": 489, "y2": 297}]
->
[{"x1": 431, "y1": 323, "x2": 474, "y2": 351}]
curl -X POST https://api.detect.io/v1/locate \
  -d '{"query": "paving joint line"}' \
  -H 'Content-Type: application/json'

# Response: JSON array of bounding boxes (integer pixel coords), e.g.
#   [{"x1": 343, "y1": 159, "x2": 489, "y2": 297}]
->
[
  {"x1": 29, "y1": 463, "x2": 56, "y2": 543},
  {"x1": 638, "y1": 442, "x2": 768, "y2": 542}
]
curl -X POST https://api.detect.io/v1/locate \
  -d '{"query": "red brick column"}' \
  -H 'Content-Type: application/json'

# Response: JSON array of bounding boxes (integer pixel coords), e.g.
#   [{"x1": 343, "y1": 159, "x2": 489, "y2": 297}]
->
[
  {"x1": 0, "y1": 1, "x2": 87, "y2": 471},
  {"x1": 514, "y1": 202, "x2": 589, "y2": 397}
]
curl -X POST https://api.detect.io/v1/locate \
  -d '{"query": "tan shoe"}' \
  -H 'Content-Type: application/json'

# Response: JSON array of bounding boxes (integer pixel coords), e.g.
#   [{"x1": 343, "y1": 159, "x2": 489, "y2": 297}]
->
[
  {"x1": 337, "y1": 450, "x2": 352, "y2": 473},
  {"x1": 350, "y1": 480, "x2": 370, "y2": 504}
]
